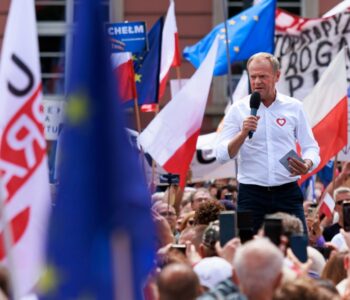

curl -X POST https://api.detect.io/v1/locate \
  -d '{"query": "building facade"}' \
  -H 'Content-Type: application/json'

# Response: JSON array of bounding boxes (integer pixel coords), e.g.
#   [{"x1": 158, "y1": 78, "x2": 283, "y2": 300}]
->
[{"x1": 0, "y1": 0, "x2": 344, "y2": 132}]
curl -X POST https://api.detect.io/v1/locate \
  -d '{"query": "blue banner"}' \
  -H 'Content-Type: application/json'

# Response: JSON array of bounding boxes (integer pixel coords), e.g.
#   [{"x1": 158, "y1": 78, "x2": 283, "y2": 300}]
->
[{"x1": 106, "y1": 21, "x2": 147, "y2": 53}]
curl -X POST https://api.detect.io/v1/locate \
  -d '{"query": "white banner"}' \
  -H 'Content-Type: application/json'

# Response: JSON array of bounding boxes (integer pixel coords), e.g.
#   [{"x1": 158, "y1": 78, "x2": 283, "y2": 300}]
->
[
  {"x1": 275, "y1": 8, "x2": 350, "y2": 161},
  {"x1": 275, "y1": 9, "x2": 350, "y2": 100},
  {"x1": 43, "y1": 99, "x2": 64, "y2": 140}
]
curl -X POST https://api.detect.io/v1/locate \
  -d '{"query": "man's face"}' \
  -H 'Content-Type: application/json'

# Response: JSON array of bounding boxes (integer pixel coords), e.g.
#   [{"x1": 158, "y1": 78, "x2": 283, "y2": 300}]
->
[
  {"x1": 156, "y1": 203, "x2": 177, "y2": 232},
  {"x1": 248, "y1": 58, "x2": 280, "y2": 103},
  {"x1": 335, "y1": 192, "x2": 350, "y2": 218},
  {"x1": 191, "y1": 191, "x2": 210, "y2": 211}
]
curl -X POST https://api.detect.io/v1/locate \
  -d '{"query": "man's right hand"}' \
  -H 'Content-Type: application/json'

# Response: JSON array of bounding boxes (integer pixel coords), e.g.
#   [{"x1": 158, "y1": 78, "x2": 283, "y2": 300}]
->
[{"x1": 242, "y1": 115, "x2": 260, "y2": 137}]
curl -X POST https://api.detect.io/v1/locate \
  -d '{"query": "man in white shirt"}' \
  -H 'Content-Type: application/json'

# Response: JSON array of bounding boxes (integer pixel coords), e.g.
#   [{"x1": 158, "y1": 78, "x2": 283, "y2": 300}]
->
[{"x1": 216, "y1": 52, "x2": 320, "y2": 233}]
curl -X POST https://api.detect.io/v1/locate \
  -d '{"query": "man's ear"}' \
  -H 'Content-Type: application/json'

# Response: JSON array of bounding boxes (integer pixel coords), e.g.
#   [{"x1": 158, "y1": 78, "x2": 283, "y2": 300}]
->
[
  {"x1": 275, "y1": 70, "x2": 281, "y2": 83},
  {"x1": 273, "y1": 272, "x2": 283, "y2": 290},
  {"x1": 232, "y1": 269, "x2": 239, "y2": 286},
  {"x1": 344, "y1": 254, "x2": 350, "y2": 270},
  {"x1": 199, "y1": 244, "x2": 205, "y2": 258}
]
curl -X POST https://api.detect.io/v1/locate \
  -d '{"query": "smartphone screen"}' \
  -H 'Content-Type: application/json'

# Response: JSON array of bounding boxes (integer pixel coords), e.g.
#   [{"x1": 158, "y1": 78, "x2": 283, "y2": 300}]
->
[
  {"x1": 308, "y1": 203, "x2": 318, "y2": 218},
  {"x1": 264, "y1": 217, "x2": 282, "y2": 246},
  {"x1": 219, "y1": 211, "x2": 236, "y2": 246},
  {"x1": 237, "y1": 211, "x2": 254, "y2": 243},
  {"x1": 343, "y1": 202, "x2": 350, "y2": 232},
  {"x1": 289, "y1": 234, "x2": 308, "y2": 263},
  {"x1": 170, "y1": 244, "x2": 186, "y2": 254},
  {"x1": 224, "y1": 193, "x2": 233, "y2": 201}
]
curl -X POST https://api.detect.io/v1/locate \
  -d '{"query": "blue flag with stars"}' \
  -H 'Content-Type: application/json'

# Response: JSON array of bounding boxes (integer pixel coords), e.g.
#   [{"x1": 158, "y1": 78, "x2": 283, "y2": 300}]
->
[
  {"x1": 133, "y1": 17, "x2": 163, "y2": 106},
  {"x1": 183, "y1": 0, "x2": 276, "y2": 76},
  {"x1": 40, "y1": 0, "x2": 155, "y2": 299}
]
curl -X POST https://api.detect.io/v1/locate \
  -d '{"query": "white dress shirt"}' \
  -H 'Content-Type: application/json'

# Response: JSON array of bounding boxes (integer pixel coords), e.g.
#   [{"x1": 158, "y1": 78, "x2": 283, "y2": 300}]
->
[{"x1": 216, "y1": 92, "x2": 320, "y2": 186}]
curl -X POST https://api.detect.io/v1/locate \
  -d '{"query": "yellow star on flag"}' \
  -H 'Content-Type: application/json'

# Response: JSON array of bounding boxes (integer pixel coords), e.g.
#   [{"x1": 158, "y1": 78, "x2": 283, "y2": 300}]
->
[
  {"x1": 229, "y1": 20, "x2": 236, "y2": 25},
  {"x1": 37, "y1": 265, "x2": 60, "y2": 294},
  {"x1": 135, "y1": 73, "x2": 142, "y2": 83},
  {"x1": 253, "y1": 15, "x2": 259, "y2": 21},
  {"x1": 240, "y1": 15, "x2": 248, "y2": 21},
  {"x1": 219, "y1": 34, "x2": 226, "y2": 40},
  {"x1": 234, "y1": 46, "x2": 240, "y2": 53},
  {"x1": 220, "y1": 28, "x2": 226, "y2": 33},
  {"x1": 66, "y1": 93, "x2": 89, "y2": 125}
]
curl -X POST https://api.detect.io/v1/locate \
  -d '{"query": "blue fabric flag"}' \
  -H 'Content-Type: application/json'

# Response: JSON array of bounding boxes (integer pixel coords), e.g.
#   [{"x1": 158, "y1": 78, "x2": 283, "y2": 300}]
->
[
  {"x1": 133, "y1": 18, "x2": 163, "y2": 106},
  {"x1": 41, "y1": 1, "x2": 155, "y2": 299},
  {"x1": 183, "y1": 0, "x2": 276, "y2": 76},
  {"x1": 317, "y1": 160, "x2": 334, "y2": 187}
]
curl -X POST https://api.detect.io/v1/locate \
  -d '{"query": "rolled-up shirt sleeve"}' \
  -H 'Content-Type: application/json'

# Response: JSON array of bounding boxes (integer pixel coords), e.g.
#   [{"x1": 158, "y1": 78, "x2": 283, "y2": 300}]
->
[
  {"x1": 215, "y1": 105, "x2": 242, "y2": 164},
  {"x1": 297, "y1": 105, "x2": 320, "y2": 171}
]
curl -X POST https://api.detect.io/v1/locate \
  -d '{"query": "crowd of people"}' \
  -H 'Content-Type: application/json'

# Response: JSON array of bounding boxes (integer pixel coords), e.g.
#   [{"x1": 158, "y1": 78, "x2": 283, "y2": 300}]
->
[{"x1": 146, "y1": 174, "x2": 350, "y2": 300}]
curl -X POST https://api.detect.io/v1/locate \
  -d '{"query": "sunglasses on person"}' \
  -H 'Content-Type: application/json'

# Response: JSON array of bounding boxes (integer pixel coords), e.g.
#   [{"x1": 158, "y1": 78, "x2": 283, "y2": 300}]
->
[{"x1": 336, "y1": 199, "x2": 350, "y2": 206}]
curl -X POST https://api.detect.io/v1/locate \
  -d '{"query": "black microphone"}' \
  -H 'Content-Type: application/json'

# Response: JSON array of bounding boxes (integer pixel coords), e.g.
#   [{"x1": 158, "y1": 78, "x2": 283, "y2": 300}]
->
[{"x1": 248, "y1": 92, "x2": 261, "y2": 139}]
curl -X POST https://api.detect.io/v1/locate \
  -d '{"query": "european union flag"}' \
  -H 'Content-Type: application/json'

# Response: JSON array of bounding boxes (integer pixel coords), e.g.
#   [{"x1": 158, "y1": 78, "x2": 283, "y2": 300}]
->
[
  {"x1": 133, "y1": 18, "x2": 163, "y2": 106},
  {"x1": 183, "y1": 0, "x2": 276, "y2": 76},
  {"x1": 40, "y1": 0, "x2": 155, "y2": 299}
]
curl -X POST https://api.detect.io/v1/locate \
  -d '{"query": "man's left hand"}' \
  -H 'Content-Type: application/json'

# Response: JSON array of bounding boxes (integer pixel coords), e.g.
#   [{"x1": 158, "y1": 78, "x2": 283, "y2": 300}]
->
[{"x1": 288, "y1": 158, "x2": 313, "y2": 176}]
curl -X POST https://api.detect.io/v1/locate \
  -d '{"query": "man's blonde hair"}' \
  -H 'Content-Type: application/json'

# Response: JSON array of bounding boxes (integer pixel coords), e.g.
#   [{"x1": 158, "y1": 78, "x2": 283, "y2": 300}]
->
[{"x1": 247, "y1": 52, "x2": 280, "y2": 73}]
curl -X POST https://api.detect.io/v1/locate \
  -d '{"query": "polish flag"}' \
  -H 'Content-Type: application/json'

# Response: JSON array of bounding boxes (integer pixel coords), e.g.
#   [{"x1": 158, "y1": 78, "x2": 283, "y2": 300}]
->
[
  {"x1": 111, "y1": 52, "x2": 136, "y2": 103},
  {"x1": 138, "y1": 38, "x2": 218, "y2": 186},
  {"x1": 159, "y1": 0, "x2": 181, "y2": 99},
  {"x1": 301, "y1": 49, "x2": 348, "y2": 183},
  {"x1": 319, "y1": 193, "x2": 335, "y2": 218},
  {"x1": 0, "y1": 0, "x2": 50, "y2": 296}
]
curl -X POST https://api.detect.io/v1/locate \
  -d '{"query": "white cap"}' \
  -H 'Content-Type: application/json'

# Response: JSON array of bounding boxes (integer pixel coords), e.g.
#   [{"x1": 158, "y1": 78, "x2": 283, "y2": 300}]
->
[{"x1": 193, "y1": 257, "x2": 232, "y2": 289}]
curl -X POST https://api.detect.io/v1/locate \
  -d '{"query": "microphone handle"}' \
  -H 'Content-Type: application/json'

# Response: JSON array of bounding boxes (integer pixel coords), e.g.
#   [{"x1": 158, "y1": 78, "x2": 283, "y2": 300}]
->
[{"x1": 248, "y1": 108, "x2": 258, "y2": 139}]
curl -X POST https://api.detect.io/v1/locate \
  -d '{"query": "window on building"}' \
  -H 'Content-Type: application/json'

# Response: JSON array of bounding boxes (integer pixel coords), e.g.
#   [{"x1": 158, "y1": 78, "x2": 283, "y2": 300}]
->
[{"x1": 35, "y1": 0, "x2": 110, "y2": 99}]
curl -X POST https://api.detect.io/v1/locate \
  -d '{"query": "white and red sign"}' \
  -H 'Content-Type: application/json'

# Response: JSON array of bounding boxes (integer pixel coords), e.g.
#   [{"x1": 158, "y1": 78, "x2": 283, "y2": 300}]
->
[
  {"x1": 275, "y1": 8, "x2": 350, "y2": 100},
  {"x1": 0, "y1": 0, "x2": 50, "y2": 296}
]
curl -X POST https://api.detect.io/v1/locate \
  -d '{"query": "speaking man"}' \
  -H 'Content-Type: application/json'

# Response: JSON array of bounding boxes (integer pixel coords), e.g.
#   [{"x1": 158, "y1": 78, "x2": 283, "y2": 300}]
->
[{"x1": 216, "y1": 52, "x2": 320, "y2": 233}]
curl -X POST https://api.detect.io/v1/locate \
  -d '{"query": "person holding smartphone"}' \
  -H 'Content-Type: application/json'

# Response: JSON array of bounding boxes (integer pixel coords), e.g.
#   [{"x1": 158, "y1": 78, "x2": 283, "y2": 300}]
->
[{"x1": 216, "y1": 52, "x2": 320, "y2": 233}]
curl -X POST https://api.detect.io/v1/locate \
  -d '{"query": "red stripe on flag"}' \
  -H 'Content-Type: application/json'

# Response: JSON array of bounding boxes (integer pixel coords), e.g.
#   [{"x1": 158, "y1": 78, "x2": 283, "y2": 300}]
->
[
  {"x1": 299, "y1": 96, "x2": 348, "y2": 184},
  {"x1": 0, "y1": 207, "x2": 30, "y2": 260},
  {"x1": 172, "y1": 32, "x2": 181, "y2": 67},
  {"x1": 114, "y1": 60, "x2": 136, "y2": 103},
  {"x1": 159, "y1": 75, "x2": 168, "y2": 99},
  {"x1": 163, "y1": 129, "x2": 200, "y2": 187},
  {"x1": 319, "y1": 202, "x2": 332, "y2": 218}
]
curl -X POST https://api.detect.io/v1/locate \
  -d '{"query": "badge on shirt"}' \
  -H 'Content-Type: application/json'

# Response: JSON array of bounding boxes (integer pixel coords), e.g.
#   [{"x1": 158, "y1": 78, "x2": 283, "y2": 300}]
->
[{"x1": 276, "y1": 118, "x2": 286, "y2": 126}]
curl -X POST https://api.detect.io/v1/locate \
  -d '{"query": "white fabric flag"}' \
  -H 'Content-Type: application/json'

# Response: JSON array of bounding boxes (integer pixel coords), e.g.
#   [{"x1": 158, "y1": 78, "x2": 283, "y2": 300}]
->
[
  {"x1": 0, "y1": 0, "x2": 50, "y2": 295},
  {"x1": 139, "y1": 38, "x2": 218, "y2": 182},
  {"x1": 300, "y1": 49, "x2": 348, "y2": 182},
  {"x1": 159, "y1": 0, "x2": 180, "y2": 98}
]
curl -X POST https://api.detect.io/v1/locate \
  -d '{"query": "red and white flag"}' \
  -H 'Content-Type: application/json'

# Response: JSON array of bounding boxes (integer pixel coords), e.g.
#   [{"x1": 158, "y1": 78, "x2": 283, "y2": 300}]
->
[
  {"x1": 158, "y1": 0, "x2": 181, "y2": 99},
  {"x1": 138, "y1": 38, "x2": 218, "y2": 186},
  {"x1": 111, "y1": 52, "x2": 136, "y2": 103},
  {"x1": 0, "y1": 0, "x2": 50, "y2": 295},
  {"x1": 319, "y1": 193, "x2": 335, "y2": 218},
  {"x1": 301, "y1": 49, "x2": 348, "y2": 183}
]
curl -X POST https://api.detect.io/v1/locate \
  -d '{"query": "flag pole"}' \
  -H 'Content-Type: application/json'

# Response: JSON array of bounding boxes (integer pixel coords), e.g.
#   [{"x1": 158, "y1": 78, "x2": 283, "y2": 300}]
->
[
  {"x1": 221, "y1": 0, "x2": 233, "y2": 104},
  {"x1": 332, "y1": 156, "x2": 338, "y2": 199},
  {"x1": 0, "y1": 187, "x2": 20, "y2": 300},
  {"x1": 133, "y1": 98, "x2": 142, "y2": 133}
]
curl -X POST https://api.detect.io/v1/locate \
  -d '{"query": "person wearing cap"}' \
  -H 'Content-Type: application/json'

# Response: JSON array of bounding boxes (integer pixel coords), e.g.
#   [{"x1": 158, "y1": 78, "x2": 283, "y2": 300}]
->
[
  {"x1": 216, "y1": 52, "x2": 320, "y2": 233},
  {"x1": 194, "y1": 257, "x2": 233, "y2": 291}
]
